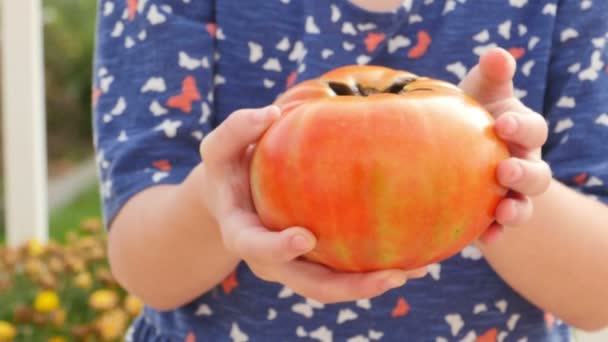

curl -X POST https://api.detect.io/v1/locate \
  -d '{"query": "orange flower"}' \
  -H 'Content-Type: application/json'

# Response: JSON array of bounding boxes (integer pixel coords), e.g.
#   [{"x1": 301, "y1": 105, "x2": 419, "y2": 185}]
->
[
  {"x1": 65, "y1": 255, "x2": 86, "y2": 273},
  {"x1": 48, "y1": 257, "x2": 66, "y2": 274},
  {"x1": 38, "y1": 272, "x2": 58, "y2": 290},
  {"x1": 96, "y1": 267, "x2": 117, "y2": 287},
  {"x1": 13, "y1": 305, "x2": 33, "y2": 324},
  {"x1": 66, "y1": 231, "x2": 79, "y2": 244},
  {"x1": 70, "y1": 325, "x2": 93, "y2": 340},
  {"x1": 24, "y1": 258, "x2": 44, "y2": 279},
  {"x1": 0, "y1": 277, "x2": 11, "y2": 292},
  {"x1": 1, "y1": 248, "x2": 19, "y2": 268},
  {"x1": 89, "y1": 245, "x2": 106, "y2": 261},
  {"x1": 45, "y1": 241, "x2": 62, "y2": 254},
  {"x1": 50, "y1": 309, "x2": 67, "y2": 327},
  {"x1": 81, "y1": 217, "x2": 102, "y2": 233}
]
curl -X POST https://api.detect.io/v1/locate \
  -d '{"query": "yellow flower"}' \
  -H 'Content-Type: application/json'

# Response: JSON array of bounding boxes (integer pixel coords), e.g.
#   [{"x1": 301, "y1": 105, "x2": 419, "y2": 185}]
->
[
  {"x1": 34, "y1": 290, "x2": 60, "y2": 313},
  {"x1": 89, "y1": 289, "x2": 119, "y2": 311},
  {"x1": 47, "y1": 336, "x2": 68, "y2": 342},
  {"x1": 0, "y1": 321, "x2": 16, "y2": 341},
  {"x1": 74, "y1": 272, "x2": 92, "y2": 289},
  {"x1": 96, "y1": 309, "x2": 128, "y2": 341},
  {"x1": 124, "y1": 295, "x2": 144, "y2": 317},
  {"x1": 27, "y1": 239, "x2": 45, "y2": 257}
]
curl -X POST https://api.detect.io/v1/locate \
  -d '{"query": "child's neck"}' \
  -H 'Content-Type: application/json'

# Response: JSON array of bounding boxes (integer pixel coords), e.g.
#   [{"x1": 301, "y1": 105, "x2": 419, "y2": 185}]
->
[{"x1": 349, "y1": 0, "x2": 404, "y2": 12}]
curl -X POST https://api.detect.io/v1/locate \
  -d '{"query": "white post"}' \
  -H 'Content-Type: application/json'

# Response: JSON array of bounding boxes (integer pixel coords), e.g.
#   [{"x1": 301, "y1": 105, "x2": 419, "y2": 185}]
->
[{"x1": 1, "y1": 0, "x2": 49, "y2": 247}]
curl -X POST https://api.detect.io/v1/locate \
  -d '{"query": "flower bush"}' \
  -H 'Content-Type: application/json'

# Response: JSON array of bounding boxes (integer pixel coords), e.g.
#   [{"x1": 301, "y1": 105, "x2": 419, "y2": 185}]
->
[{"x1": 0, "y1": 218, "x2": 142, "y2": 342}]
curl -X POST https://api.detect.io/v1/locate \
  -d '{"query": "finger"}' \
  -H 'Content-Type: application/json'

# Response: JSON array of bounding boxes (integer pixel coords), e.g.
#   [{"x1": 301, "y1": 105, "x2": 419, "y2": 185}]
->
[
  {"x1": 497, "y1": 158, "x2": 552, "y2": 196},
  {"x1": 267, "y1": 261, "x2": 412, "y2": 304},
  {"x1": 478, "y1": 222, "x2": 504, "y2": 244},
  {"x1": 220, "y1": 209, "x2": 316, "y2": 264},
  {"x1": 404, "y1": 267, "x2": 429, "y2": 279},
  {"x1": 458, "y1": 48, "x2": 516, "y2": 105},
  {"x1": 200, "y1": 105, "x2": 280, "y2": 169},
  {"x1": 495, "y1": 194, "x2": 533, "y2": 227},
  {"x1": 242, "y1": 144, "x2": 258, "y2": 170},
  {"x1": 495, "y1": 111, "x2": 549, "y2": 150}
]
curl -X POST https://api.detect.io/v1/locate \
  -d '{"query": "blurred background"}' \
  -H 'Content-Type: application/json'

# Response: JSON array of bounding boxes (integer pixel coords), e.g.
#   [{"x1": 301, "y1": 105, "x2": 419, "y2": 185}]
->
[
  {"x1": 0, "y1": 1, "x2": 139, "y2": 341},
  {"x1": 0, "y1": 0, "x2": 100, "y2": 243}
]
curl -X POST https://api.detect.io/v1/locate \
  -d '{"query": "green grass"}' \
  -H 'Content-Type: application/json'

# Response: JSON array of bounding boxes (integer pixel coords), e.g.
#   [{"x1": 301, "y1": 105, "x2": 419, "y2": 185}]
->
[
  {"x1": 49, "y1": 184, "x2": 102, "y2": 242},
  {"x1": 0, "y1": 183, "x2": 102, "y2": 244}
]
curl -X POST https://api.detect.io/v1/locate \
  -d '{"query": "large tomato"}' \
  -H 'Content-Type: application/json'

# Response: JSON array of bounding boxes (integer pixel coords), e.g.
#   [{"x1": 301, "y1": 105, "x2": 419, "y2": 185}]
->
[{"x1": 250, "y1": 65, "x2": 510, "y2": 272}]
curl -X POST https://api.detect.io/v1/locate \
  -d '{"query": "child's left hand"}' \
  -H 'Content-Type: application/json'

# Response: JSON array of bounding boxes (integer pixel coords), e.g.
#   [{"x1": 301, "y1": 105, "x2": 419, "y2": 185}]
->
[{"x1": 459, "y1": 48, "x2": 552, "y2": 243}]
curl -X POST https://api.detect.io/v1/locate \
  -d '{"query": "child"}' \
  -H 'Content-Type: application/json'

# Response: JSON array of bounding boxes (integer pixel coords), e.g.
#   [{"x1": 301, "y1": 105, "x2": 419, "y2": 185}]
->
[{"x1": 93, "y1": 0, "x2": 608, "y2": 340}]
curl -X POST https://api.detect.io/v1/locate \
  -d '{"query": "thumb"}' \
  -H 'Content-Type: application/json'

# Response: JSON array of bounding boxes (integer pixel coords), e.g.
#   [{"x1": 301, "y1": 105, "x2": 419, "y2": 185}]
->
[
  {"x1": 200, "y1": 105, "x2": 280, "y2": 168},
  {"x1": 459, "y1": 48, "x2": 516, "y2": 105}
]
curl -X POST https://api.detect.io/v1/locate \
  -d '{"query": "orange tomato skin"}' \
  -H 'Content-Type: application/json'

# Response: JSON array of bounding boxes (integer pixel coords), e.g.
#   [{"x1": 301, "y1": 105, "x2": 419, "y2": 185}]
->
[{"x1": 250, "y1": 65, "x2": 509, "y2": 272}]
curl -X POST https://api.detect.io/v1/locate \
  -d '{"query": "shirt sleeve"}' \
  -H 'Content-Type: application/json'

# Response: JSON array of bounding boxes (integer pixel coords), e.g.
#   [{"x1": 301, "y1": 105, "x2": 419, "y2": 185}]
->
[
  {"x1": 542, "y1": 0, "x2": 608, "y2": 204},
  {"x1": 92, "y1": 0, "x2": 217, "y2": 228}
]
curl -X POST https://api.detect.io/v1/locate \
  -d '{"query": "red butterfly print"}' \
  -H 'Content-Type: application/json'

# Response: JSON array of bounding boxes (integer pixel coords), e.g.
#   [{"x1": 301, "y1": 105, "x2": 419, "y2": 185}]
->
[
  {"x1": 476, "y1": 328, "x2": 498, "y2": 342},
  {"x1": 185, "y1": 332, "x2": 196, "y2": 342},
  {"x1": 573, "y1": 172, "x2": 588, "y2": 185},
  {"x1": 167, "y1": 76, "x2": 202, "y2": 114},
  {"x1": 508, "y1": 47, "x2": 526, "y2": 60},
  {"x1": 92, "y1": 87, "x2": 102, "y2": 107},
  {"x1": 286, "y1": 71, "x2": 298, "y2": 89},
  {"x1": 365, "y1": 32, "x2": 386, "y2": 53},
  {"x1": 391, "y1": 297, "x2": 410, "y2": 318},
  {"x1": 153, "y1": 160, "x2": 172, "y2": 172},
  {"x1": 408, "y1": 31, "x2": 432, "y2": 59},
  {"x1": 127, "y1": 0, "x2": 137, "y2": 21},
  {"x1": 206, "y1": 23, "x2": 217, "y2": 38},
  {"x1": 222, "y1": 270, "x2": 239, "y2": 295}
]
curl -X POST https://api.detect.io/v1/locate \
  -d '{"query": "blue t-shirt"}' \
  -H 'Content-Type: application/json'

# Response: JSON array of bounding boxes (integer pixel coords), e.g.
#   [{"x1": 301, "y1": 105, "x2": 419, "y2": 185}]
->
[{"x1": 93, "y1": 1, "x2": 608, "y2": 341}]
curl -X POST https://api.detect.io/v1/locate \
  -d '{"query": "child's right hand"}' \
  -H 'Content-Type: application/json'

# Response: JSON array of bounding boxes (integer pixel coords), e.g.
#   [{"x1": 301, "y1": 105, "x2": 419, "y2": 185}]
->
[{"x1": 199, "y1": 105, "x2": 427, "y2": 304}]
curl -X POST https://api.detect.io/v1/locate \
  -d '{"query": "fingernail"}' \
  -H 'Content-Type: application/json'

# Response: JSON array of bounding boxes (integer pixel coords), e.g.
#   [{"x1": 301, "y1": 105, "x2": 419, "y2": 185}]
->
[
  {"x1": 254, "y1": 105, "x2": 278, "y2": 123},
  {"x1": 508, "y1": 201, "x2": 519, "y2": 221},
  {"x1": 501, "y1": 115, "x2": 518, "y2": 137},
  {"x1": 408, "y1": 268, "x2": 428, "y2": 279},
  {"x1": 505, "y1": 161, "x2": 523, "y2": 184},
  {"x1": 253, "y1": 106, "x2": 270, "y2": 123},
  {"x1": 291, "y1": 234, "x2": 313, "y2": 252},
  {"x1": 382, "y1": 273, "x2": 407, "y2": 290}
]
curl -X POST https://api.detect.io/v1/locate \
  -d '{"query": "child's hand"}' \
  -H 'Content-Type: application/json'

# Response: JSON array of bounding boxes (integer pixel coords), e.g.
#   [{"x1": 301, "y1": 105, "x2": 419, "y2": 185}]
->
[
  {"x1": 199, "y1": 105, "x2": 427, "y2": 304},
  {"x1": 459, "y1": 48, "x2": 552, "y2": 243}
]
